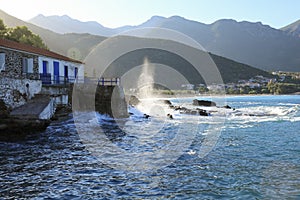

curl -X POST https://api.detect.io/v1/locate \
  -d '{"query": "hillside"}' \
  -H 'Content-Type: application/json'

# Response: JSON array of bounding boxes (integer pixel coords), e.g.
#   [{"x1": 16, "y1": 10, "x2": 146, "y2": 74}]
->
[
  {"x1": 281, "y1": 19, "x2": 300, "y2": 38},
  {"x1": 28, "y1": 14, "x2": 300, "y2": 72},
  {"x1": 0, "y1": 10, "x2": 274, "y2": 85},
  {"x1": 88, "y1": 36, "x2": 274, "y2": 86}
]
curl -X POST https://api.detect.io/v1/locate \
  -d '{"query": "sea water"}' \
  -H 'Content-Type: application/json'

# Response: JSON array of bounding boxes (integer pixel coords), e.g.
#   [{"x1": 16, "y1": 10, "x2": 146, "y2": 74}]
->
[{"x1": 0, "y1": 95, "x2": 299, "y2": 199}]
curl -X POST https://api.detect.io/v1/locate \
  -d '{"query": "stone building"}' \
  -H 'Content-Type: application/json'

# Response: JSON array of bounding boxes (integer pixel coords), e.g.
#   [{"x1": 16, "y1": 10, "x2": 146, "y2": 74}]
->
[{"x1": 0, "y1": 38, "x2": 84, "y2": 109}]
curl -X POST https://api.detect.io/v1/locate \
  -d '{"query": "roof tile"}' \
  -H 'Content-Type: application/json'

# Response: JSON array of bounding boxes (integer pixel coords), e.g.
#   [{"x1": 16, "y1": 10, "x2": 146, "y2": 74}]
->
[{"x1": 0, "y1": 38, "x2": 83, "y2": 64}]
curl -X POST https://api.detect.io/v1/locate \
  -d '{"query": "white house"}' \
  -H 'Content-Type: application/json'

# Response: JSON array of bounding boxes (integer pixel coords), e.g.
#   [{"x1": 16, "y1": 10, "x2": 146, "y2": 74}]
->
[
  {"x1": 0, "y1": 38, "x2": 84, "y2": 84},
  {"x1": 0, "y1": 38, "x2": 85, "y2": 108}
]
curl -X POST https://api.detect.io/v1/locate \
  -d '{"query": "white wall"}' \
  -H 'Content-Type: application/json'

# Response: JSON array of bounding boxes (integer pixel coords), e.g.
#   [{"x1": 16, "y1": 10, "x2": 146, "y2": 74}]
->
[
  {"x1": 0, "y1": 77, "x2": 42, "y2": 108},
  {"x1": 38, "y1": 56, "x2": 84, "y2": 82},
  {"x1": 38, "y1": 98, "x2": 55, "y2": 120}
]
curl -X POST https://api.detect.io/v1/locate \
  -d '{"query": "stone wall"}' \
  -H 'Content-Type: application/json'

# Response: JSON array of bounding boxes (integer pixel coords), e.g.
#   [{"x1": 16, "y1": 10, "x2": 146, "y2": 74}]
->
[
  {"x1": 95, "y1": 85, "x2": 128, "y2": 118},
  {"x1": 41, "y1": 85, "x2": 69, "y2": 105},
  {"x1": 0, "y1": 77, "x2": 42, "y2": 109},
  {"x1": 0, "y1": 48, "x2": 39, "y2": 80}
]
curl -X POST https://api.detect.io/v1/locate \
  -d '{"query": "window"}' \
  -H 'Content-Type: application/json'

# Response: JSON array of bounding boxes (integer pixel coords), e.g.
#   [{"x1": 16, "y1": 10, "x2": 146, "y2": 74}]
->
[
  {"x1": 74, "y1": 67, "x2": 78, "y2": 78},
  {"x1": 22, "y1": 58, "x2": 33, "y2": 73},
  {"x1": 0, "y1": 53, "x2": 5, "y2": 72},
  {"x1": 64, "y1": 65, "x2": 68, "y2": 78},
  {"x1": 42, "y1": 60, "x2": 49, "y2": 74}
]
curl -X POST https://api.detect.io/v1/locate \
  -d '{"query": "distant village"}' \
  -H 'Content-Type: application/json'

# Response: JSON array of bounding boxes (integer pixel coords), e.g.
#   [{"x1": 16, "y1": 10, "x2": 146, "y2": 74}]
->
[{"x1": 181, "y1": 72, "x2": 300, "y2": 95}]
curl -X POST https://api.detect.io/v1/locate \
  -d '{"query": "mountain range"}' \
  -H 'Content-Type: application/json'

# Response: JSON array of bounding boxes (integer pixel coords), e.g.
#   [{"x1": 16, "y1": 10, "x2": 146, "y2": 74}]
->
[
  {"x1": 28, "y1": 14, "x2": 300, "y2": 72},
  {"x1": 0, "y1": 9, "x2": 299, "y2": 79}
]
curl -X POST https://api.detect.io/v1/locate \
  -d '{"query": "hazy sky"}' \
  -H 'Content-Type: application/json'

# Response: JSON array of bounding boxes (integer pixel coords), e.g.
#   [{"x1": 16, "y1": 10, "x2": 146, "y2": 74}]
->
[{"x1": 1, "y1": 0, "x2": 299, "y2": 28}]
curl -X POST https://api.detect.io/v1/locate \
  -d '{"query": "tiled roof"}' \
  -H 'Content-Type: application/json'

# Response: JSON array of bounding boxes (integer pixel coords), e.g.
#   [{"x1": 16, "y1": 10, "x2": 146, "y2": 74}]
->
[{"x1": 0, "y1": 38, "x2": 83, "y2": 64}]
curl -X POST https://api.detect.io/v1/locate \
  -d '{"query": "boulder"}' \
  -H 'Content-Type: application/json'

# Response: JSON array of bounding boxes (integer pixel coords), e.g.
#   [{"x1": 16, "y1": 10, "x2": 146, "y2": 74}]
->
[
  {"x1": 223, "y1": 105, "x2": 232, "y2": 109},
  {"x1": 193, "y1": 99, "x2": 217, "y2": 107},
  {"x1": 162, "y1": 100, "x2": 172, "y2": 105},
  {"x1": 198, "y1": 109, "x2": 210, "y2": 116},
  {"x1": 128, "y1": 95, "x2": 140, "y2": 106}
]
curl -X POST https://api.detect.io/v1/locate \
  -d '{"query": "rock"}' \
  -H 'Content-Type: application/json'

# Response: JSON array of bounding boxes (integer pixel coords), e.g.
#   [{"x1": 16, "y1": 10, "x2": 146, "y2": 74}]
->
[
  {"x1": 161, "y1": 100, "x2": 172, "y2": 105},
  {"x1": 167, "y1": 113, "x2": 173, "y2": 119},
  {"x1": 223, "y1": 105, "x2": 232, "y2": 109},
  {"x1": 179, "y1": 107, "x2": 210, "y2": 116},
  {"x1": 198, "y1": 109, "x2": 210, "y2": 116},
  {"x1": 143, "y1": 114, "x2": 150, "y2": 119},
  {"x1": 128, "y1": 95, "x2": 140, "y2": 106},
  {"x1": 174, "y1": 106, "x2": 181, "y2": 111},
  {"x1": 0, "y1": 118, "x2": 50, "y2": 136},
  {"x1": 193, "y1": 99, "x2": 217, "y2": 107}
]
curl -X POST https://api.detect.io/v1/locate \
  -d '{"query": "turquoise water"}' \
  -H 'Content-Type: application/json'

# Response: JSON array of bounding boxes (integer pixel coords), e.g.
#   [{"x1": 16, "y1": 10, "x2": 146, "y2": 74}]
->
[{"x1": 0, "y1": 95, "x2": 299, "y2": 199}]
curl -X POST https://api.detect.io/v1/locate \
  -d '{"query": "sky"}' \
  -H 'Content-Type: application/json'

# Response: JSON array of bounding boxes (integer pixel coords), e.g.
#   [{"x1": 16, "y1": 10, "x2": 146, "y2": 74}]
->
[{"x1": 1, "y1": 0, "x2": 300, "y2": 28}]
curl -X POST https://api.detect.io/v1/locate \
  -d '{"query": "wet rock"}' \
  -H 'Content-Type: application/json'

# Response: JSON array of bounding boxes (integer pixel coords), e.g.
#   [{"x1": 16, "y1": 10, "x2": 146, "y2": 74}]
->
[
  {"x1": 223, "y1": 105, "x2": 232, "y2": 109},
  {"x1": 144, "y1": 114, "x2": 150, "y2": 119},
  {"x1": 167, "y1": 113, "x2": 173, "y2": 119},
  {"x1": 0, "y1": 118, "x2": 50, "y2": 135},
  {"x1": 198, "y1": 109, "x2": 210, "y2": 116},
  {"x1": 128, "y1": 95, "x2": 140, "y2": 106},
  {"x1": 161, "y1": 100, "x2": 172, "y2": 105},
  {"x1": 193, "y1": 99, "x2": 217, "y2": 107}
]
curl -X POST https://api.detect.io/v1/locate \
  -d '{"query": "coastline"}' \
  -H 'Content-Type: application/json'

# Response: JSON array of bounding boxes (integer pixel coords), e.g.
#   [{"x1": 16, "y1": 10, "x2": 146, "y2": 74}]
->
[{"x1": 138, "y1": 92, "x2": 298, "y2": 99}]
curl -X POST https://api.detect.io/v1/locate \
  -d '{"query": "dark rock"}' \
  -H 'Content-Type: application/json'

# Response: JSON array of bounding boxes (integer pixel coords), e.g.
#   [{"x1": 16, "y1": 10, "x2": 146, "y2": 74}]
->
[
  {"x1": 198, "y1": 109, "x2": 210, "y2": 116},
  {"x1": 180, "y1": 107, "x2": 188, "y2": 111},
  {"x1": 167, "y1": 113, "x2": 173, "y2": 119},
  {"x1": 174, "y1": 106, "x2": 182, "y2": 111},
  {"x1": 193, "y1": 99, "x2": 217, "y2": 107},
  {"x1": 223, "y1": 105, "x2": 232, "y2": 109},
  {"x1": 161, "y1": 100, "x2": 172, "y2": 105},
  {"x1": 143, "y1": 114, "x2": 150, "y2": 119},
  {"x1": 95, "y1": 85, "x2": 128, "y2": 118},
  {"x1": 0, "y1": 117, "x2": 50, "y2": 135}
]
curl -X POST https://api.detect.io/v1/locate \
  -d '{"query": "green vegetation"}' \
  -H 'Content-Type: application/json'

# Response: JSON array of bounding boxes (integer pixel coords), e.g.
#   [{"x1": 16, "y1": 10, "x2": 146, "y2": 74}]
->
[
  {"x1": 0, "y1": 19, "x2": 47, "y2": 49},
  {"x1": 223, "y1": 82, "x2": 300, "y2": 95},
  {"x1": 209, "y1": 53, "x2": 275, "y2": 83},
  {"x1": 267, "y1": 82, "x2": 300, "y2": 94}
]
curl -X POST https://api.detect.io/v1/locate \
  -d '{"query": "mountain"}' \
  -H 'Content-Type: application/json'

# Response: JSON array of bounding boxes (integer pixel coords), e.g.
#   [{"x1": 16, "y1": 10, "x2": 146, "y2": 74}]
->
[
  {"x1": 0, "y1": 10, "x2": 276, "y2": 85},
  {"x1": 29, "y1": 14, "x2": 116, "y2": 36},
  {"x1": 133, "y1": 16, "x2": 300, "y2": 72},
  {"x1": 84, "y1": 35, "x2": 274, "y2": 87},
  {"x1": 28, "y1": 14, "x2": 300, "y2": 72},
  {"x1": 0, "y1": 10, "x2": 106, "y2": 60},
  {"x1": 281, "y1": 19, "x2": 300, "y2": 38}
]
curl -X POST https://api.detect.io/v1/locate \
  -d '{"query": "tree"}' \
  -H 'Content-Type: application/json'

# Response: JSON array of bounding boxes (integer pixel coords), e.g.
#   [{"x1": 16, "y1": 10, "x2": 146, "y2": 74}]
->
[
  {"x1": 267, "y1": 81, "x2": 276, "y2": 94},
  {"x1": 0, "y1": 19, "x2": 48, "y2": 49},
  {"x1": 7, "y1": 26, "x2": 48, "y2": 49},
  {"x1": 0, "y1": 19, "x2": 7, "y2": 39}
]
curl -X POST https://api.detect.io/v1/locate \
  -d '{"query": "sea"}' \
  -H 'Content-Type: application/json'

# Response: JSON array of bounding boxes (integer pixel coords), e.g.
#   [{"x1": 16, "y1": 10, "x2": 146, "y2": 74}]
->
[{"x1": 0, "y1": 95, "x2": 299, "y2": 199}]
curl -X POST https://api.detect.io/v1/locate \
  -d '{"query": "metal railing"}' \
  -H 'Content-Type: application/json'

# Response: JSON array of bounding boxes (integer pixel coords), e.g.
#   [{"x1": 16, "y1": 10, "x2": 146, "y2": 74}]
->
[
  {"x1": 39, "y1": 73, "x2": 80, "y2": 85},
  {"x1": 98, "y1": 77, "x2": 120, "y2": 86}
]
